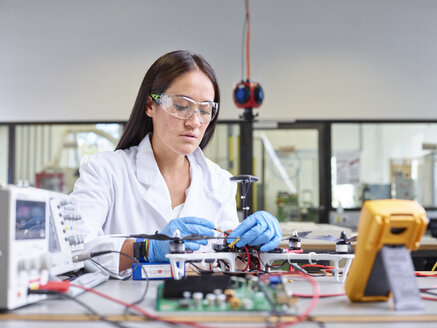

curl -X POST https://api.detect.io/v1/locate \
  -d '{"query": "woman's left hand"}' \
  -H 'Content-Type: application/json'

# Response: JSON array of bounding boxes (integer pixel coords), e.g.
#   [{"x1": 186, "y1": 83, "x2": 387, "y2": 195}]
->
[{"x1": 227, "y1": 211, "x2": 282, "y2": 252}]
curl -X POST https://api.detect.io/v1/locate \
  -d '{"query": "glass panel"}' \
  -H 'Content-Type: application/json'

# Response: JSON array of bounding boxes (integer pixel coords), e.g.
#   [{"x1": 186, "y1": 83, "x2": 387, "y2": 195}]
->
[
  {"x1": 332, "y1": 123, "x2": 437, "y2": 209},
  {"x1": 253, "y1": 128, "x2": 319, "y2": 222},
  {"x1": 203, "y1": 123, "x2": 240, "y2": 176},
  {"x1": 14, "y1": 123, "x2": 123, "y2": 193},
  {"x1": 0, "y1": 125, "x2": 8, "y2": 183}
]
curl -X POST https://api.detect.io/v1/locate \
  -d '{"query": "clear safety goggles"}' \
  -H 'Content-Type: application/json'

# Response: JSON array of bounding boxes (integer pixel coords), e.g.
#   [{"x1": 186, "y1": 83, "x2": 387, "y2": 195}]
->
[{"x1": 150, "y1": 93, "x2": 218, "y2": 123}]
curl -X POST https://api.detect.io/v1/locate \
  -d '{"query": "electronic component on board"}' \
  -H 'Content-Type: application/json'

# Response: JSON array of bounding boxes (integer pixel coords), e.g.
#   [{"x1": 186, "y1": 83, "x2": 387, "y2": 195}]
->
[{"x1": 155, "y1": 275, "x2": 294, "y2": 313}]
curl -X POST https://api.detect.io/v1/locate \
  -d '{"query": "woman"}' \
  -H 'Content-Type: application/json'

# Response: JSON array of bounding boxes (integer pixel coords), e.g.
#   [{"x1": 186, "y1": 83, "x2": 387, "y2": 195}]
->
[{"x1": 71, "y1": 50, "x2": 281, "y2": 275}]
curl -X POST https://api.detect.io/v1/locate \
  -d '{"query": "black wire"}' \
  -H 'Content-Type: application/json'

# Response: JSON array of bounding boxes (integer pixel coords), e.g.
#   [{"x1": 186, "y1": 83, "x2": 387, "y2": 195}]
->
[
  {"x1": 35, "y1": 251, "x2": 144, "y2": 327},
  {"x1": 267, "y1": 260, "x2": 288, "y2": 270},
  {"x1": 252, "y1": 274, "x2": 327, "y2": 328},
  {"x1": 90, "y1": 259, "x2": 132, "y2": 280},
  {"x1": 258, "y1": 252, "x2": 288, "y2": 273},
  {"x1": 31, "y1": 290, "x2": 130, "y2": 328},
  {"x1": 422, "y1": 290, "x2": 437, "y2": 296},
  {"x1": 89, "y1": 250, "x2": 150, "y2": 318},
  {"x1": 253, "y1": 277, "x2": 285, "y2": 324},
  {"x1": 218, "y1": 259, "x2": 230, "y2": 270},
  {"x1": 187, "y1": 261, "x2": 218, "y2": 275},
  {"x1": 250, "y1": 254, "x2": 260, "y2": 270},
  {"x1": 59, "y1": 268, "x2": 87, "y2": 281},
  {"x1": 187, "y1": 262, "x2": 204, "y2": 274},
  {"x1": 290, "y1": 264, "x2": 329, "y2": 277},
  {"x1": 252, "y1": 269, "x2": 270, "y2": 274},
  {"x1": 307, "y1": 316, "x2": 327, "y2": 328},
  {"x1": 82, "y1": 250, "x2": 188, "y2": 328},
  {"x1": 60, "y1": 292, "x2": 131, "y2": 328},
  {"x1": 288, "y1": 262, "x2": 322, "y2": 277}
]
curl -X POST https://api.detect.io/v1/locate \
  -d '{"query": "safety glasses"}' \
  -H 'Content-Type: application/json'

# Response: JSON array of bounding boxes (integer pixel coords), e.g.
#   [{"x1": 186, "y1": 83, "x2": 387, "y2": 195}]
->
[{"x1": 150, "y1": 93, "x2": 218, "y2": 123}]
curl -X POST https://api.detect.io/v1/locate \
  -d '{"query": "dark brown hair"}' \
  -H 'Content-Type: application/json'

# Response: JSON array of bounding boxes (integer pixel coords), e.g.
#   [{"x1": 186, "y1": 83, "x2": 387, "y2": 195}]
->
[{"x1": 116, "y1": 50, "x2": 220, "y2": 150}]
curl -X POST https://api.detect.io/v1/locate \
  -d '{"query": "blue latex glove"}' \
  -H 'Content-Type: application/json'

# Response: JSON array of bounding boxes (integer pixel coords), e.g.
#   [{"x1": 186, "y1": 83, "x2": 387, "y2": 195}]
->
[
  {"x1": 148, "y1": 217, "x2": 215, "y2": 262},
  {"x1": 227, "y1": 211, "x2": 282, "y2": 252}
]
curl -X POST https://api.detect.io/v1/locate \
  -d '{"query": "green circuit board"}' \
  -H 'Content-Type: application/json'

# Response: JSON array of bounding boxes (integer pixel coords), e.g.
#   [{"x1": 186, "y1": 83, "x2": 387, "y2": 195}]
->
[{"x1": 155, "y1": 275, "x2": 290, "y2": 312}]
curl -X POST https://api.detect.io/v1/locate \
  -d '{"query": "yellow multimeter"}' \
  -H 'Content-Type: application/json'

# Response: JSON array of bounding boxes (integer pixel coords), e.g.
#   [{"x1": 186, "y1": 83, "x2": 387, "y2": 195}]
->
[{"x1": 345, "y1": 199, "x2": 428, "y2": 302}]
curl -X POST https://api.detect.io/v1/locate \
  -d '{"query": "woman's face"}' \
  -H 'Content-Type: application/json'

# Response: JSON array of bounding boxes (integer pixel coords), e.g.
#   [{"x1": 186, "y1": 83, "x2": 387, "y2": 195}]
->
[{"x1": 146, "y1": 69, "x2": 215, "y2": 157}]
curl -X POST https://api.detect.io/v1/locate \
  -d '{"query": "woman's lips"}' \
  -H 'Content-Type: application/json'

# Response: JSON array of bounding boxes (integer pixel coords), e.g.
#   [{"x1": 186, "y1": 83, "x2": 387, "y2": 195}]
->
[{"x1": 180, "y1": 133, "x2": 198, "y2": 141}]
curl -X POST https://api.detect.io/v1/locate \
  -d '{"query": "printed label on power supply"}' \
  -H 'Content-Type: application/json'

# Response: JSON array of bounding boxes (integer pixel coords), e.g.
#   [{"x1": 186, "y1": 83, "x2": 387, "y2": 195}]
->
[{"x1": 132, "y1": 263, "x2": 175, "y2": 280}]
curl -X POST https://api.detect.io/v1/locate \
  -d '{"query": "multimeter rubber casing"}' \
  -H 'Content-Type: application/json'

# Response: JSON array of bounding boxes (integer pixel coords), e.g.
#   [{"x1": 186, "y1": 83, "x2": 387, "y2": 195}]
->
[{"x1": 345, "y1": 199, "x2": 428, "y2": 302}]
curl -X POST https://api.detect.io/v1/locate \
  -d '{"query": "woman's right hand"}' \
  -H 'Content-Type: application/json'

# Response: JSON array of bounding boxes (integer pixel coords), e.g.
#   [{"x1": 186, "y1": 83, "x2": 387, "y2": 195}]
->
[{"x1": 148, "y1": 217, "x2": 215, "y2": 262}]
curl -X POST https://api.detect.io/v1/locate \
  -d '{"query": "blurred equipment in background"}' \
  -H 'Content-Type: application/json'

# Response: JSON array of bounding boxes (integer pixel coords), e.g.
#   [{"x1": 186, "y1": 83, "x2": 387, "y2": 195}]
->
[
  {"x1": 276, "y1": 191, "x2": 299, "y2": 221},
  {"x1": 35, "y1": 171, "x2": 64, "y2": 193},
  {"x1": 390, "y1": 158, "x2": 414, "y2": 200},
  {"x1": 35, "y1": 127, "x2": 117, "y2": 192},
  {"x1": 361, "y1": 183, "x2": 391, "y2": 202}
]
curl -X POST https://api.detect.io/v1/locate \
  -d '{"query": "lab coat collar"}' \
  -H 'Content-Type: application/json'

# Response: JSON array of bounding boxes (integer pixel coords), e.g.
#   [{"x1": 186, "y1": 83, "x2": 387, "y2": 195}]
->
[
  {"x1": 135, "y1": 134, "x2": 162, "y2": 187},
  {"x1": 135, "y1": 134, "x2": 173, "y2": 222},
  {"x1": 179, "y1": 152, "x2": 223, "y2": 218},
  {"x1": 135, "y1": 134, "x2": 224, "y2": 221}
]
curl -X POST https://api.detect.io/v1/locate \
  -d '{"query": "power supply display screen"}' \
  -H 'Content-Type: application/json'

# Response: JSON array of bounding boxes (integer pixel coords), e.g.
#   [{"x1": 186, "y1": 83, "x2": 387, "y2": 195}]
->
[{"x1": 15, "y1": 200, "x2": 46, "y2": 240}]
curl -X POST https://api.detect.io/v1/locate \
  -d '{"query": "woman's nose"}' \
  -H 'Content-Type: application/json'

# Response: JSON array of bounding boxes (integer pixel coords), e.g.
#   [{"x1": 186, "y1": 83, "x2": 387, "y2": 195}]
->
[{"x1": 185, "y1": 109, "x2": 202, "y2": 127}]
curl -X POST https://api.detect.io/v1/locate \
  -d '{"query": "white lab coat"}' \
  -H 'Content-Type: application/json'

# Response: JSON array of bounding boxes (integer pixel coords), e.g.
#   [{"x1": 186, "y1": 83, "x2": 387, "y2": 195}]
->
[{"x1": 71, "y1": 134, "x2": 239, "y2": 275}]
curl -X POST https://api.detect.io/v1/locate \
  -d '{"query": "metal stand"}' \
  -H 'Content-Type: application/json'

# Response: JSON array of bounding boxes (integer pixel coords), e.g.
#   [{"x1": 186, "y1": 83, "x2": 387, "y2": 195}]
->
[
  {"x1": 365, "y1": 245, "x2": 424, "y2": 311},
  {"x1": 230, "y1": 174, "x2": 258, "y2": 219},
  {"x1": 238, "y1": 106, "x2": 257, "y2": 216}
]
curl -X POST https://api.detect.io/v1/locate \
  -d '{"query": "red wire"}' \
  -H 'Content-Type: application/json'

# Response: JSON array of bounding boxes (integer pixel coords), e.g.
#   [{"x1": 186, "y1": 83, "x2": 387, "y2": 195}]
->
[
  {"x1": 70, "y1": 281, "x2": 322, "y2": 328},
  {"x1": 293, "y1": 292, "x2": 345, "y2": 298},
  {"x1": 287, "y1": 248, "x2": 304, "y2": 254},
  {"x1": 257, "y1": 271, "x2": 320, "y2": 327},
  {"x1": 69, "y1": 282, "x2": 209, "y2": 328},
  {"x1": 68, "y1": 270, "x2": 318, "y2": 327},
  {"x1": 38, "y1": 263, "x2": 320, "y2": 328},
  {"x1": 301, "y1": 264, "x2": 334, "y2": 273},
  {"x1": 245, "y1": 0, "x2": 250, "y2": 80},
  {"x1": 276, "y1": 271, "x2": 320, "y2": 327},
  {"x1": 421, "y1": 283, "x2": 437, "y2": 301},
  {"x1": 242, "y1": 246, "x2": 251, "y2": 271},
  {"x1": 422, "y1": 296, "x2": 437, "y2": 301},
  {"x1": 416, "y1": 272, "x2": 437, "y2": 277},
  {"x1": 301, "y1": 264, "x2": 334, "y2": 269}
]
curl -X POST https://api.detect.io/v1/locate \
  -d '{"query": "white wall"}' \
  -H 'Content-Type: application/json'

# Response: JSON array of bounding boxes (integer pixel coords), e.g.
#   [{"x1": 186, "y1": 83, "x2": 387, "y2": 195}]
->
[
  {"x1": 1, "y1": 0, "x2": 437, "y2": 122},
  {"x1": 0, "y1": 127, "x2": 7, "y2": 183}
]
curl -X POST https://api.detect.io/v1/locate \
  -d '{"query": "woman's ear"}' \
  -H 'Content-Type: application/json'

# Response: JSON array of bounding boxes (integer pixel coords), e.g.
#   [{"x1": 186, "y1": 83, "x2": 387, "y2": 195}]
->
[{"x1": 145, "y1": 96, "x2": 154, "y2": 117}]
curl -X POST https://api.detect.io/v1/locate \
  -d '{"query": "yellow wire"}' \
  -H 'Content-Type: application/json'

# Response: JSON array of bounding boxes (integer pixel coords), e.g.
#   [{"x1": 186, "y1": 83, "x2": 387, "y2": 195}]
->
[
  {"x1": 214, "y1": 227, "x2": 240, "y2": 248},
  {"x1": 432, "y1": 261, "x2": 437, "y2": 272},
  {"x1": 214, "y1": 228, "x2": 226, "y2": 234},
  {"x1": 227, "y1": 237, "x2": 240, "y2": 248}
]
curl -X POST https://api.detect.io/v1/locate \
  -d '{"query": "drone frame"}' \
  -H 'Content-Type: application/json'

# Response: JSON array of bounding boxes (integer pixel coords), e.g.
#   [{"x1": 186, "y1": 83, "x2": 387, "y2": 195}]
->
[{"x1": 166, "y1": 247, "x2": 354, "y2": 281}]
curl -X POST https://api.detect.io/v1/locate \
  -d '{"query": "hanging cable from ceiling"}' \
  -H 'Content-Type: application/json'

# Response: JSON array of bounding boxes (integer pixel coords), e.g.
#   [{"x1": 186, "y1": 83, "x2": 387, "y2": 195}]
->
[{"x1": 233, "y1": 0, "x2": 263, "y2": 121}]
